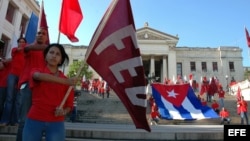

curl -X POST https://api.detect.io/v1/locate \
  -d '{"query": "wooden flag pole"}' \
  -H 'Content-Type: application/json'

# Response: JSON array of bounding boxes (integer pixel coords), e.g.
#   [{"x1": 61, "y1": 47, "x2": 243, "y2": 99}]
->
[{"x1": 58, "y1": 62, "x2": 85, "y2": 109}]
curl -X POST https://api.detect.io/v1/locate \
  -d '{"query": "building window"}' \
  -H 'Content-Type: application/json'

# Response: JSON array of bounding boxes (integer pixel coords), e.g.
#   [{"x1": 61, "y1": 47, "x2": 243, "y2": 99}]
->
[
  {"x1": 0, "y1": 35, "x2": 10, "y2": 58},
  {"x1": 229, "y1": 62, "x2": 235, "y2": 72},
  {"x1": 0, "y1": 40, "x2": 5, "y2": 58},
  {"x1": 20, "y1": 15, "x2": 29, "y2": 36},
  {"x1": 201, "y1": 62, "x2": 207, "y2": 72},
  {"x1": 177, "y1": 63, "x2": 182, "y2": 77},
  {"x1": 5, "y1": 2, "x2": 16, "y2": 24},
  {"x1": 212, "y1": 62, "x2": 218, "y2": 72},
  {"x1": 190, "y1": 62, "x2": 196, "y2": 71}
]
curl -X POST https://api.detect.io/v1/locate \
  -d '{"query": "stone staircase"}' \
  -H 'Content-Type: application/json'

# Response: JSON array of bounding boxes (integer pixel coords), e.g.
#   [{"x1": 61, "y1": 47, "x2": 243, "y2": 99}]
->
[
  {"x1": 0, "y1": 91, "x2": 234, "y2": 141},
  {"x1": 67, "y1": 90, "x2": 134, "y2": 124},
  {"x1": 68, "y1": 90, "x2": 221, "y2": 125}
]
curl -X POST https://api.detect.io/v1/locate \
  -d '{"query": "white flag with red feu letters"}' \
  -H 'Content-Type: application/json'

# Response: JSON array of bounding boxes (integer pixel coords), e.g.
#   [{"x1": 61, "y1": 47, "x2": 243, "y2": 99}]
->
[{"x1": 85, "y1": 0, "x2": 150, "y2": 132}]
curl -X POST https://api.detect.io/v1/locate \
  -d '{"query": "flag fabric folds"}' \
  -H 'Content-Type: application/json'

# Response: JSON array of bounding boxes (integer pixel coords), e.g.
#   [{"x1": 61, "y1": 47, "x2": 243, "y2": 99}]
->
[
  {"x1": 38, "y1": 0, "x2": 50, "y2": 44},
  {"x1": 152, "y1": 83, "x2": 219, "y2": 120},
  {"x1": 85, "y1": 0, "x2": 150, "y2": 132},
  {"x1": 236, "y1": 86, "x2": 242, "y2": 114},
  {"x1": 245, "y1": 27, "x2": 250, "y2": 47},
  {"x1": 236, "y1": 86, "x2": 242, "y2": 102},
  {"x1": 25, "y1": 12, "x2": 39, "y2": 44},
  {"x1": 59, "y1": 0, "x2": 83, "y2": 42}
]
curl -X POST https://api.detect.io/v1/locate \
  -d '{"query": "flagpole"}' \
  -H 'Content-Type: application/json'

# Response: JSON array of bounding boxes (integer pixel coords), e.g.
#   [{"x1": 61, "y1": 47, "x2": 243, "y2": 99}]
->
[
  {"x1": 38, "y1": 0, "x2": 43, "y2": 30},
  {"x1": 58, "y1": 61, "x2": 85, "y2": 109},
  {"x1": 57, "y1": 31, "x2": 61, "y2": 44}
]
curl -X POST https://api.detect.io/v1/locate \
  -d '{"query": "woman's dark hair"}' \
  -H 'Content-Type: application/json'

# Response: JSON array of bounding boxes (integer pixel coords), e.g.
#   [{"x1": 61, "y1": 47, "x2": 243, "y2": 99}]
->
[
  {"x1": 43, "y1": 43, "x2": 69, "y2": 67},
  {"x1": 17, "y1": 37, "x2": 27, "y2": 43}
]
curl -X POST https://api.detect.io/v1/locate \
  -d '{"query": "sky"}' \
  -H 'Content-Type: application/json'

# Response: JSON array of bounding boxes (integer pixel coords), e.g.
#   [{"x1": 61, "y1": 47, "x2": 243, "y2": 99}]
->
[{"x1": 38, "y1": 0, "x2": 250, "y2": 66}]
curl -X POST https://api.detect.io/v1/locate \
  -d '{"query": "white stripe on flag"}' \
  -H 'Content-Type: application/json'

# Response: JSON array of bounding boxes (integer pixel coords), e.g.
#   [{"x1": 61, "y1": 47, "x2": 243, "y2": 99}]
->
[
  {"x1": 161, "y1": 96, "x2": 184, "y2": 119},
  {"x1": 182, "y1": 97, "x2": 206, "y2": 119}
]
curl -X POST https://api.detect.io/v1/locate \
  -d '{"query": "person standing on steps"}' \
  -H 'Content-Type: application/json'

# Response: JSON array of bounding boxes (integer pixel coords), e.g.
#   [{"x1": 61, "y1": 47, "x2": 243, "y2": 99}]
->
[
  {"x1": 22, "y1": 43, "x2": 78, "y2": 141},
  {"x1": 237, "y1": 96, "x2": 249, "y2": 125},
  {"x1": 0, "y1": 37, "x2": 26, "y2": 126},
  {"x1": 0, "y1": 58, "x2": 11, "y2": 120},
  {"x1": 16, "y1": 28, "x2": 48, "y2": 141}
]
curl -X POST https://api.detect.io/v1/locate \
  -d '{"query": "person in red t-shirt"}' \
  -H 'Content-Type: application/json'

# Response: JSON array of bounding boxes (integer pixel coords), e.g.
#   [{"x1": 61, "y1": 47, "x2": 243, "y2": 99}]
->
[
  {"x1": 237, "y1": 96, "x2": 249, "y2": 125},
  {"x1": 0, "y1": 60, "x2": 11, "y2": 120},
  {"x1": 150, "y1": 101, "x2": 160, "y2": 125},
  {"x1": 16, "y1": 28, "x2": 48, "y2": 141},
  {"x1": 211, "y1": 100, "x2": 220, "y2": 114},
  {"x1": 201, "y1": 98, "x2": 207, "y2": 106},
  {"x1": 0, "y1": 37, "x2": 26, "y2": 126},
  {"x1": 219, "y1": 107, "x2": 230, "y2": 124},
  {"x1": 217, "y1": 86, "x2": 225, "y2": 109},
  {"x1": 22, "y1": 43, "x2": 78, "y2": 141}
]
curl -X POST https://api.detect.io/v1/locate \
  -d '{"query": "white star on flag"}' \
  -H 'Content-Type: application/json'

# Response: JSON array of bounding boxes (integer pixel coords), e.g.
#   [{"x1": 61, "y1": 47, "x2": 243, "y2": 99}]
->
[{"x1": 167, "y1": 89, "x2": 179, "y2": 98}]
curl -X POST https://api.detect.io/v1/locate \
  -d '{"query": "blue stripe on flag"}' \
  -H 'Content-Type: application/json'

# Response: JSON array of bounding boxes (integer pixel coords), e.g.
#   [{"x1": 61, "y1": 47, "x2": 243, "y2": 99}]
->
[{"x1": 25, "y1": 12, "x2": 38, "y2": 44}]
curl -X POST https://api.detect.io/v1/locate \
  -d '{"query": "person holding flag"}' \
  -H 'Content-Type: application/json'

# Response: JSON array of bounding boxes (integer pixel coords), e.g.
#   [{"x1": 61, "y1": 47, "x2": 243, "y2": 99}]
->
[
  {"x1": 237, "y1": 96, "x2": 249, "y2": 125},
  {"x1": 16, "y1": 1, "x2": 50, "y2": 140},
  {"x1": 16, "y1": 28, "x2": 48, "y2": 141},
  {"x1": 22, "y1": 43, "x2": 77, "y2": 141}
]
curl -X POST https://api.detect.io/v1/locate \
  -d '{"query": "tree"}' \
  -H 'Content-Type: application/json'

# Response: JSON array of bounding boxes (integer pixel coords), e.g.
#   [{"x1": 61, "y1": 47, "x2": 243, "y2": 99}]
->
[
  {"x1": 67, "y1": 60, "x2": 93, "y2": 85},
  {"x1": 244, "y1": 69, "x2": 250, "y2": 81}
]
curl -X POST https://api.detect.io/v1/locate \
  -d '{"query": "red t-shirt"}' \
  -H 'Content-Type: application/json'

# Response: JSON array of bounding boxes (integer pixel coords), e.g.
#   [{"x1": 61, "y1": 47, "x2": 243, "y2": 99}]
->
[
  {"x1": 211, "y1": 102, "x2": 219, "y2": 110},
  {"x1": 151, "y1": 111, "x2": 160, "y2": 118},
  {"x1": 238, "y1": 100, "x2": 248, "y2": 112},
  {"x1": 0, "y1": 62, "x2": 11, "y2": 87},
  {"x1": 218, "y1": 90, "x2": 225, "y2": 98},
  {"x1": 219, "y1": 110, "x2": 229, "y2": 118},
  {"x1": 18, "y1": 50, "x2": 46, "y2": 88},
  {"x1": 10, "y1": 47, "x2": 25, "y2": 76},
  {"x1": 27, "y1": 67, "x2": 74, "y2": 122}
]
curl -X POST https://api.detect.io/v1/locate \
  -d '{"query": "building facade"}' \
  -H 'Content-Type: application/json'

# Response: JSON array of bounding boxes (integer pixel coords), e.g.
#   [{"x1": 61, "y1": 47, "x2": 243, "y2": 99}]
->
[
  {"x1": 0, "y1": 0, "x2": 39, "y2": 59},
  {"x1": 0, "y1": 0, "x2": 244, "y2": 89},
  {"x1": 64, "y1": 23, "x2": 244, "y2": 89}
]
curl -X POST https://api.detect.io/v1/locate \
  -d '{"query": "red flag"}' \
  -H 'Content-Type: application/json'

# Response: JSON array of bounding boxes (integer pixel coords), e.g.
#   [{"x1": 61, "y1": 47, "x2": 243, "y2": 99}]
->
[
  {"x1": 59, "y1": 0, "x2": 83, "y2": 42},
  {"x1": 236, "y1": 86, "x2": 242, "y2": 114},
  {"x1": 236, "y1": 86, "x2": 242, "y2": 102},
  {"x1": 245, "y1": 27, "x2": 250, "y2": 47},
  {"x1": 38, "y1": 0, "x2": 50, "y2": 44},
  {"x1": 85, "y1": 0, "x2": 150, "y2": 132}
]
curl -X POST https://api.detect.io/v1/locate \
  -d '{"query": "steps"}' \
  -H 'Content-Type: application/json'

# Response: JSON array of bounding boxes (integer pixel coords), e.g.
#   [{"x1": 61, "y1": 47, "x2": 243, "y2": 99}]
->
[
  {"x1": 67, "y1": 91, "x2": 134, "y2": 124},
  {"x1": 0, "y1": 90, "x2": 239, "y2": 141}
]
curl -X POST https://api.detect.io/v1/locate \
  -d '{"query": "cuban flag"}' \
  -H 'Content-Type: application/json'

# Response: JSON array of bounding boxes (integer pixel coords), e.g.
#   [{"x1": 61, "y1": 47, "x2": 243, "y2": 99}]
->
[{"x1": 151, "y1": 83, "x2": 219, "y2": 120}]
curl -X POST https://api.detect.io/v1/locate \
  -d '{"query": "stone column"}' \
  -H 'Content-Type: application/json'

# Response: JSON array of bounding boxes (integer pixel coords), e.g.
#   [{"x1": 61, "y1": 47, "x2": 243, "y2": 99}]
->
[
  {"x1": 168, "y1": 52, "x2": 177, "y2": 81},
  {"x1": 162, "y1": 55, "x2": 167, "y2": 81},
  {"x1": 150, "y1": 55, "x2": 155, "y2": 76}
]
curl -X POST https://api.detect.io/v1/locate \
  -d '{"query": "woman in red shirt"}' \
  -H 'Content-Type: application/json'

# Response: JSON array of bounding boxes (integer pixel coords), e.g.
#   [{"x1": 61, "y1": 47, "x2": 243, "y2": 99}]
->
[{"x1": 22, "y1": 43, "x2": 78, "y2": 141}]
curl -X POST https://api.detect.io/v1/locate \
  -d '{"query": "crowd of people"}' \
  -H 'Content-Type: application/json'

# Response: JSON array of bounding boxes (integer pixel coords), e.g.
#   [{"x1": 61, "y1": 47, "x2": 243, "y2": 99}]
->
[
  {"x1": 0, "y1": 28, "x2": 78, "y2": 141},
  {"x1": 81, "y1": 78, "x2": 111, "y2": 99}
]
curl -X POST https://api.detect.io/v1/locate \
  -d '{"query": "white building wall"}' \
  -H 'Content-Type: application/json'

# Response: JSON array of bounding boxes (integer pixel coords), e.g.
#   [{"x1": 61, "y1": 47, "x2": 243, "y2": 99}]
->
[{"x1": 0, "y1": 0, "x2": 39, "y2": 58}]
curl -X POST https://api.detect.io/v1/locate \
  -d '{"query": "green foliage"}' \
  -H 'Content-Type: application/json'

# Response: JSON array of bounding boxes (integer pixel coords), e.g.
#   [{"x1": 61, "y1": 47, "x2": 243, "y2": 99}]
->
[
  {"x1": 244, "y1": 69, "x2": 250, "y2": 80},
  {"x1": 67, "y1": 60, "x2": 93, "y2": 85}
]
